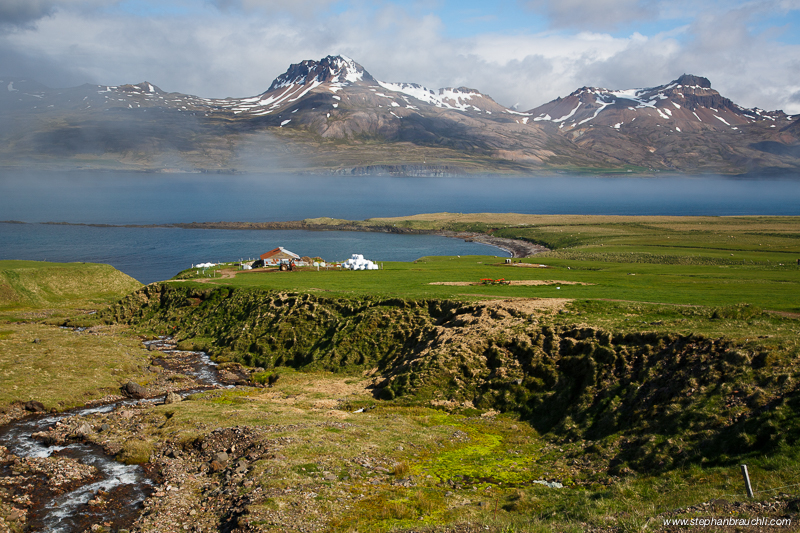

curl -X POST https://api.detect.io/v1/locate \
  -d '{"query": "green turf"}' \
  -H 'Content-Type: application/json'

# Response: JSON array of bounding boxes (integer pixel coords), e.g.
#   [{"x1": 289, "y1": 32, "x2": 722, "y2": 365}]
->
[
  {"x1": 174, "y1": 252, "x2": 800, "y2": 314},
  {"x1": 0, "y1": 260, "x2": 142, "y2": 312}
]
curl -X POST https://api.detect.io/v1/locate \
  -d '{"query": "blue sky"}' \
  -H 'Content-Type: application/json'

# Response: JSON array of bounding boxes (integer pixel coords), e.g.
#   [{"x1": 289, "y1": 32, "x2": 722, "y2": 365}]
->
[{"x1": 1, "y1": 0, "x2": 799, "y2": 113}]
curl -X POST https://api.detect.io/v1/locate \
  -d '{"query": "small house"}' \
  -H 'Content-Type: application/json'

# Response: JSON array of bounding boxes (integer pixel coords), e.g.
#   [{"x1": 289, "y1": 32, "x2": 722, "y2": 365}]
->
[{"x1": 260, "y1": 247, "x2": 301, "y2": 266}]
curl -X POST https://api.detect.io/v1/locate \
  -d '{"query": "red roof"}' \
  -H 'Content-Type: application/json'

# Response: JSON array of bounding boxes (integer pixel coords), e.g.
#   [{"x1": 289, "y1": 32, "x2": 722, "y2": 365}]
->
[{"x1": 260, "y1": 247, "x2": 300, "y2": 261}]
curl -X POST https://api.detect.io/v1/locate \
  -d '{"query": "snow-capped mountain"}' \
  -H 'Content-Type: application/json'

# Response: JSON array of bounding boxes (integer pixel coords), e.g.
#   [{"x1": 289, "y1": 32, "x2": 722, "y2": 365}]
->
[
  {"x1": 529, "y1": 74, "x2": 788, "y2": 133},
  {"x1": 0, "y1": 59, "x2": 798, "y2": 174},
  {"x1": 526, "y1": 74, "x2": 798, "y2": 173}
]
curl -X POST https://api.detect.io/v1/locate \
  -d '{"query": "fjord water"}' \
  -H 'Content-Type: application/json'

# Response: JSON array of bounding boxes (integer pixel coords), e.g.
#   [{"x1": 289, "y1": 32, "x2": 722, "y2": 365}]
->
[{"x1": 1, "y1": 172, "x2": 799, "y2": 283}]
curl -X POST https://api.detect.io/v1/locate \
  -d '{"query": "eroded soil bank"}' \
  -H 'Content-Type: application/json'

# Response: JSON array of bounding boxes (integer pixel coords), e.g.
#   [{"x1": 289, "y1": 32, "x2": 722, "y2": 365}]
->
[{"x1": 92, "y1": 284, "x2": 800, "y2": 475}]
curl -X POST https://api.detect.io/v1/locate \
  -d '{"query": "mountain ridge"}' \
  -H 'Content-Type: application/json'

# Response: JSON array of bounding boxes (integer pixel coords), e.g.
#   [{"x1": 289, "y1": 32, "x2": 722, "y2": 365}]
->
[{"x1": 1, "y1": 56, "x2": 798, "y2": 175}]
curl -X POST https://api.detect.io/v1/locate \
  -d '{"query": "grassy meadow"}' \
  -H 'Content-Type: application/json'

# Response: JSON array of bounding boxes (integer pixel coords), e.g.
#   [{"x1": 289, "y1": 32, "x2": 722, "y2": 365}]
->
[
  {"x1": 179, "y1": 214, "x2": 800, "y2": 309},
  {"x1": 0, "y1": 260, "x2": 150, "y2": 411},
  {"x1": 3, "y1": 214, "x2": 800, "y2": 532}
]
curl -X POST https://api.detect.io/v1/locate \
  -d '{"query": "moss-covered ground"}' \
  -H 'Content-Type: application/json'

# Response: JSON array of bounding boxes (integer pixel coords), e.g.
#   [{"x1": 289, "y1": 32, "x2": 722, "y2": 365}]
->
[{"x1": 71, "y1": 369, "x2": 800, "y2": 532}]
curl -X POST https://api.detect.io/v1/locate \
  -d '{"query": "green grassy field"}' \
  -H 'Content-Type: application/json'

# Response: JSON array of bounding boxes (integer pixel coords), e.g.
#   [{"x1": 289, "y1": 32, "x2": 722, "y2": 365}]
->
[
  {"x1": 179, "y1": 253, "x2": 800, "y2": 312},
  {"x1": 4, "y1": 217, "x2": 800, "y2": 532},
  {"x1": 0, "y1": 260, "x2": 142, "y2": 313},
  {"x1": 177, "y1": 214, "x2": 800, "y2": 314},
  {"x1": 0, "y1": 261, "x2": 149, "y2": 412}
]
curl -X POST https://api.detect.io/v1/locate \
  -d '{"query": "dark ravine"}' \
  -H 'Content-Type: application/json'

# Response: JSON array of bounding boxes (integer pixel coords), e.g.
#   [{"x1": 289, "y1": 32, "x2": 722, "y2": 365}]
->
[{"x1": 93, "y1": 284, "x2": 800, "y2": 475}]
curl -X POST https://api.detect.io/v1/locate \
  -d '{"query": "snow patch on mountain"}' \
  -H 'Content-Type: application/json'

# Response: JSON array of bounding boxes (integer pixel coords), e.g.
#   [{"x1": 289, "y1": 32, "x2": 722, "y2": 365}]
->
[
  {"x1": 578, "y1": 98, "x2": 613, "y2": 125},
  {"x1": 376, "y1": 81, "x2": 486, "y2": 112}
]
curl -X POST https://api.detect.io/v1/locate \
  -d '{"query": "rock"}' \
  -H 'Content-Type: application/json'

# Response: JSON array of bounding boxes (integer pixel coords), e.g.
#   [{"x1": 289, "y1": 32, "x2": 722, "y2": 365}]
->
[
  {"x1": 74, "y1": 423, "x2": 92, "y2": 437},
  {"x1": 123, "y1": 381, "x2": 147, "y2": 399},
  {"x1": 24, "y1": 400, "x2": 46, "y2": 412},
  {"x1": 164, "y1": 392, "x2": 182, "y2": 404},
  {"x1": 32, "y1": 338, "x2": 40, "y2": 344},
  {"x1": 215, "y1": 451, "x2": 229, "y2": 463},
  {"x1": 323, "y1": 472, "x2": 337, "y2": 481},
  {"x1": 100, "y1": 423, "x2": 110, "y2": 432},
  {"x1": 32, "y1": 430, "x2": 58, "y2": 445}
]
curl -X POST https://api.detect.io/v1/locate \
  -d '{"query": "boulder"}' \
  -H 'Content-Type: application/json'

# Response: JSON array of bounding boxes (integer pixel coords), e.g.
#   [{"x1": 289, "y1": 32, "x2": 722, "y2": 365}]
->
[
  {"x1": 164, "y1": 392, "x2": 182, "y2": 404},
  {"x1": 24, "y1": 400, "x2": 46, "y2": 412},
  {"x1": 123, "y1": 381, "x2": 147, "y2": 398},
  {"x1": 215, "y1": 451, "x2": 229, "y2": 463},
  {"x1": 73, "y1": 423, "x2": 92, "y2": 437}
]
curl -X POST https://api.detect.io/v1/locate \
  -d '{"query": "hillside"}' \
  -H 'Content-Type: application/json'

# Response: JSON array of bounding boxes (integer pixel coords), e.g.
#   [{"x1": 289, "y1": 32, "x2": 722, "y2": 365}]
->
[
  {"x1": 1, "y1": 58, "x2": 798, "y2": 175},
  {"x1": 0, "y1": 260, "x2": 142, "y2": 309}
]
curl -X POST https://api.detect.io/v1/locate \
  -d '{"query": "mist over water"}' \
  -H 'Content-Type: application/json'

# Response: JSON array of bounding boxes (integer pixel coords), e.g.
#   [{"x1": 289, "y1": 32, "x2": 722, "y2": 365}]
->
[{"x1": 1, "y1": 171, "x2": 798, "y2": 283}]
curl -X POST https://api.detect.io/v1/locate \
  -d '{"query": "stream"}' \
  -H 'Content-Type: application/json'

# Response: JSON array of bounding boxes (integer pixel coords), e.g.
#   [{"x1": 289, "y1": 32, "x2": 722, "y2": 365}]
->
[{"x1": 0, "y1": 336, "x2": 227, "y2": 532}]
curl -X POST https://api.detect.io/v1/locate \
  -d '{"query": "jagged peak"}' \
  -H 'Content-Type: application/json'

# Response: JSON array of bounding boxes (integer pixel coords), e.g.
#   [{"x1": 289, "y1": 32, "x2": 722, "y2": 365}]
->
[
  {"x1": 267, "y1": 55, "x2": 374, "y2": 92},
  {"x1": 675, "y1": 74, "x2": 711, "y2": 89},
  {"x1": 117, "y1": 82, "x2": 162, "y2": 94}
]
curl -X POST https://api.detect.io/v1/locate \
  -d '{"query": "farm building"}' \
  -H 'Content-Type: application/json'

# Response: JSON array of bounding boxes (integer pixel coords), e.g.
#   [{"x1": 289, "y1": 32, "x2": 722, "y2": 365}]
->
[{"x1": 259, "y1": 247, "x2": 301, "y2": 266}]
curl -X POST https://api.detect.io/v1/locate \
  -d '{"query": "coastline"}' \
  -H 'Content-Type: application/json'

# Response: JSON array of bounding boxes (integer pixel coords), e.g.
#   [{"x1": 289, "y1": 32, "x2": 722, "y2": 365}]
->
[
  {"x1": 9, "y1": 220, "x2": 549, "y2": 258},
  {"x1": 437, "y1": 231, "x2": 549, "y2": 258}
]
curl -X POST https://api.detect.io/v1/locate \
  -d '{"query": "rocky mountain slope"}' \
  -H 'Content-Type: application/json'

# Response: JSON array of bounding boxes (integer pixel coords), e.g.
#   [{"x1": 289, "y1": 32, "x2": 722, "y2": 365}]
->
[
  {"x1": 529, "y1": 74, "x2": 800, "y2": 173},
  {"x1": 1, "y1": 57, "x2": 798, "y2": 174}
]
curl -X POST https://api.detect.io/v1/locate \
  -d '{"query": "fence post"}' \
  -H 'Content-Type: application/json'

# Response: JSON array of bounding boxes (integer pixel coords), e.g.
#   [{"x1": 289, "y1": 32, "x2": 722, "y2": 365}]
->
[{"x1": 741, "y1": 464, "x2": 754, "y2": 498}]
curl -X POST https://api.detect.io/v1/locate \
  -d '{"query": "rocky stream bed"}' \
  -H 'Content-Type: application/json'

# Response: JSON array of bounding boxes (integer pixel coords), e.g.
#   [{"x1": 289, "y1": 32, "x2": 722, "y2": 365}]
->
[{"x1": 0, "y1": 336, "x2": 248, "y2": 532}]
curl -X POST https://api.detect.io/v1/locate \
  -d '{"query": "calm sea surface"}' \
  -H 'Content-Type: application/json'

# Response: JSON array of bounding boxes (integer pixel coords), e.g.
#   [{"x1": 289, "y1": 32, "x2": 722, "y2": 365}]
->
[{"x1": 1, "y1": 172, "x2": 798, "y2": 283}]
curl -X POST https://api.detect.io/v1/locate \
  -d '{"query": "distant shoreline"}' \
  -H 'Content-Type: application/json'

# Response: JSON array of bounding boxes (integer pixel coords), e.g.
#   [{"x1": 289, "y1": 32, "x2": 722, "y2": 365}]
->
[{"x1": 0, "y1": 220, "x2": 547, "y2": 258}]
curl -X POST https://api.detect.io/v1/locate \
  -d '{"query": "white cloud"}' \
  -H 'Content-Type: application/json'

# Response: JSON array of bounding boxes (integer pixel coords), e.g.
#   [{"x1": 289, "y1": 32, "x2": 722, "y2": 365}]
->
[{"x1": 0, "y1": 0, "x2": 798, "y2": 114}]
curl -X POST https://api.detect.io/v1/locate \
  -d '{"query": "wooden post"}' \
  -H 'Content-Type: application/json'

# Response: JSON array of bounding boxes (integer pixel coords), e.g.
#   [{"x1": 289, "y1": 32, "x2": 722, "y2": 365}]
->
[{"x1": 741, "y1": 464, "x2": 754, "y2": 498}]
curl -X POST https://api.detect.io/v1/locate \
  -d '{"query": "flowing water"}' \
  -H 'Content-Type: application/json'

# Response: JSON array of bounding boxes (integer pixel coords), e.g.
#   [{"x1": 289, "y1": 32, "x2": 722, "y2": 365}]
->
[{"x1": 0, "y1": 337, "x2": 224, "y2": 532}]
